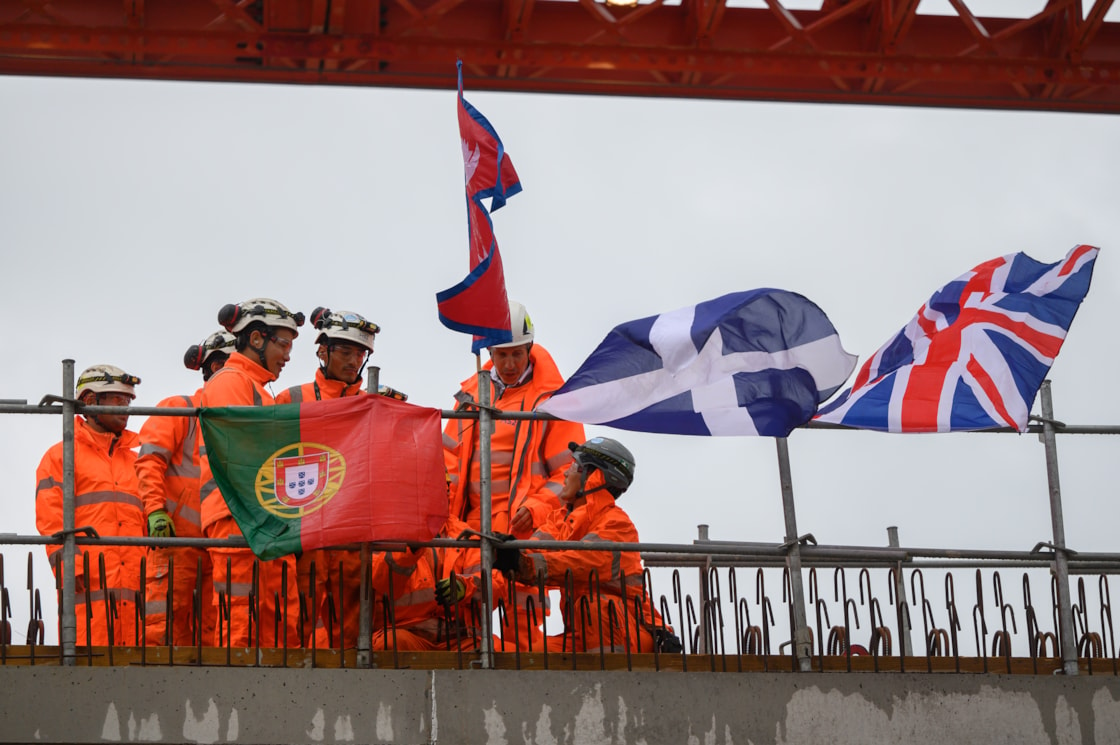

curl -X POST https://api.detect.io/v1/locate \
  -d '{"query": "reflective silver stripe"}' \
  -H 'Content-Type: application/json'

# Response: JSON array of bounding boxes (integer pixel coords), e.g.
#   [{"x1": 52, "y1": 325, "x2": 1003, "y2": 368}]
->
[
  {"x1": 473, "y1": 448, "x2": 514, "y2": 466},
  {"x1": 284, "y1": 386, "x2": 304, "y2": 404},
  {"x1": 543, "y1": 481, "x2": 562, "y2": 496},
  {"x1": 448, "y1": 474, "x2": 460, "y2": 486},
  {"x1": 166, "y1": 499, "x2": 202, "y2": 528},
  {"x1": 178, "y1": 408, "x2": 199, "y2": 470},
  {"x1": 199, "y1": 445, "x2": 207, "y2": 457},
  {"x1": 167, "y1": 462, "x2": 201, "y2": 480},
  {"x1": 215, "y1": 581, "x2": 253, "y2": 597},
  {"x1": 530, "y1": 462, "x2": 547, "y2": 477},
  {"x1": 545, "y1": 451, "x2": 574, "y2": 473},
  {"x1": 468, "y1": 479, "x2": 509, "y2": 495},
  {"x1": 199, "y1": 479, "x2": 219, "y2": 503},
  {"x1": 582, "y1": 532, "x2": 622, "y2": 580},
  {"x1": 396, "y1": 587, "x2": 436, "y2": 605},
  {"x1": 76, "y1": 588, "x2": 139, "y2": 604},
  {"x1": 442, "y1": 433, "x2": 458, "y2": 449},
  {"x1": 139, "y1": 443, "x2": 172, "y2": 460},
  {"x1": 529, "y1": 553, "x2": 547, "y2": 578},
  {"x1": 252, "y1": 388, "x2": 263, "y2": 406},
  {"x1": 74, "y1": 490, "x2": 142, "y2": 510},
  {"x1": 145, "y1": 600, "x2": 168, "y2": 615},
  {"x1": 36, "y1": 476, "x2": 60, "y2": 494}
]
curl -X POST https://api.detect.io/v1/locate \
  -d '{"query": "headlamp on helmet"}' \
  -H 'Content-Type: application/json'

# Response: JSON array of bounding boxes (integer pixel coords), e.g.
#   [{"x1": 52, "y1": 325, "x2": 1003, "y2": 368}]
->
[
  {"x1": 570, "y1": 437, "x2": 635, "y2": 496},
  {"x1": 218, "y1": 298, "x2": 305, "y2": 336},
  {"x1": 76, "y1": 365, "x2": 141, "y2": 400},
  {"x1": 310, "y1": 306, "x2": 380, "y2": 353},
  {"x1": 184, "y1": 330, "x2": 237, "y2": 371}
]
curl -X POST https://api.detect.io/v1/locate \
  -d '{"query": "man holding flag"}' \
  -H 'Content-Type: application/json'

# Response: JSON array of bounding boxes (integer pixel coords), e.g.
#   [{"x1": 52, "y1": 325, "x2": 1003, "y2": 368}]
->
[
  {"x1": 443, "y1": 301, "x2": 585, "y2": 650},
  {"x1": 200, "y1": 297, "x2": 305, "y2": 648}
]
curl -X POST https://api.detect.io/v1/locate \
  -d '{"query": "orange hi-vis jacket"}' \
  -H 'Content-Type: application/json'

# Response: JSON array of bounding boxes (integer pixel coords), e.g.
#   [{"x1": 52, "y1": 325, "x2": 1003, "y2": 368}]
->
[
  {"x1": 525, "y1": 489, "x2": 663, "y2": 653},
  {"x1": 136, "y1": 390, "x2": 213, "y2": 646},
  {"x1": 199, "y1": 352, "x2": 276, "y2": 533},
  {"x1": 443, "y1": 344, "x2": 585, "y2": 539},
  {"x1": 276, "y1": 367, "x2": 365, "y2": 648},
  {"x1": 275, "y1": 367, "x2": 363, "y2": 405},
  {"x1": 369, "y1": 518, "x2": 485, "y2": 650},
  {"x1": 35, "y1": 417, "x2": 145, "y2": 645},
  {"x1": 137, "y1": 391, "x2": 205, "y2": 536}
]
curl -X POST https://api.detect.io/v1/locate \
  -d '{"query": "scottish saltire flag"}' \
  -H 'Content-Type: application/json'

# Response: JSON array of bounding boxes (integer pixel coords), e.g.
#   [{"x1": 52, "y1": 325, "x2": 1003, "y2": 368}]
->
[
  {"x1": 538, "y1": 290, "x2": 857, "y2": 437},
  {"x1": 816, "y1": 245, "x2": 1099, "y2": 433},
  {"x1": 436, "y1": 61, "x2": 522, "y2": 353}
]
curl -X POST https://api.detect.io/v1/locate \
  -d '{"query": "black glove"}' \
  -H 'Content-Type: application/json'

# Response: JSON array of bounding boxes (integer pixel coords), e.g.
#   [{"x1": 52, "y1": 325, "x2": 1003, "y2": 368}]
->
[
  {"x1": 653, "y1": 628, "x2": 683, "y2": 653},
  {"x1": 435, "y1": 577, "x2": 466, "y2": 606},
  {"x1": 492, "y1": 532, "x2": 515, "y2": 543},
  {"x1": 493, "y1": 546, "x2": 522, "y2": 574}
]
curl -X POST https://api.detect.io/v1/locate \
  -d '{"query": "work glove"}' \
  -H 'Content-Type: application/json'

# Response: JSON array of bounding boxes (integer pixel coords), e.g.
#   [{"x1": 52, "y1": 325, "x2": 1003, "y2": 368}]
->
[
  {"x1": 493, "y1": 546, "x2": 522, "y2": 574},
  {"x1": 652, "y1": 628, "x2": 684, "y2": 654},
  {"x1": 435, "y1": 577, "x2": 466, "y2": 606},
  {"x1": 147, "y1": 509, "x2": 175, "y2": 538}
]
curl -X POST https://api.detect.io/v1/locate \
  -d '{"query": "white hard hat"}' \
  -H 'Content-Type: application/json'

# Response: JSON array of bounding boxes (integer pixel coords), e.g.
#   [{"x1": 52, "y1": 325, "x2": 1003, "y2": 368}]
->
[
  {"x1": 76, "y1": 364, "x2": 140, "y2": 400},
  {"x1": 184, "y1": 330, "x2": 237, "y2": 371},
  {"x1": 310, "y1": 307, "x2": 380, "y2": 353},
  {"x1": 490, "y1": 300, "x2": 534, "y2": 349},
  {"x1": 218, "y1": 298, "x2": 304, "y2": 336}
]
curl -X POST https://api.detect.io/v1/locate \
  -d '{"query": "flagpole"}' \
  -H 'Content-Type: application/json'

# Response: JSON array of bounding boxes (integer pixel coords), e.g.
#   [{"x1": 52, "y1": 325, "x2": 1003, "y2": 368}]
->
[
  {"x1": 476, "y1": 355, "x2": 495, "y2": 669},
  {"x1": 775, "y1": 437, "x2": 812, "y2": 671},
  {"x1": 357, "y1": 366, "x2": 380, "y2": 669},
  {"x1": 1039, "y1": 380, "x2": 1079, "y2": 676},
  {"x1": 60, "y1": 359, "x2": 77, "y2": 665}
]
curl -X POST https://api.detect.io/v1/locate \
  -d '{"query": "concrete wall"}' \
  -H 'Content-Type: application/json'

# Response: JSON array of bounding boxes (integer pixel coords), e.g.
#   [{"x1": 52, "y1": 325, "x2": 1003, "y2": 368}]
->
[{"x1": 3, "y1": 667, "x2": 1120, "y2": 744}]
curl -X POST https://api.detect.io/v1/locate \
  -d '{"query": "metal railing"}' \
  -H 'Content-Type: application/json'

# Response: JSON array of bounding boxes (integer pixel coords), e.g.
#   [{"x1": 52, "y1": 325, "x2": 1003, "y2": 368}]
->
[{"x1": 2, "y1": 360, "x2": 1118, "y2": 673}]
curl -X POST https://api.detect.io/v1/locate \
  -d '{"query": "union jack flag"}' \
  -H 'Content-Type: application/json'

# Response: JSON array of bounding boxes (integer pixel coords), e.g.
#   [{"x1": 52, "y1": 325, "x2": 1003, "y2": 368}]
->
[{"x1": 815, "y1": 245, "x2": 1099, "y2": 433}]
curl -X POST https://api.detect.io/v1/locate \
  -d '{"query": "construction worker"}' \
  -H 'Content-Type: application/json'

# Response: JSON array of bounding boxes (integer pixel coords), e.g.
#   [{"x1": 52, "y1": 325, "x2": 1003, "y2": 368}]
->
[
  {"x1": 35, "y1": 365, "x2": 145, "y2": 646},
  {"x1": 494, "y1": 437, "x2": 680, "y2": 654},
  {"x1": 443, "y1": 300, "x2": 585, "y2": 650},
  {"x1": 275, "y1": 307, "x2": 379, "y2": 649},
  {"x1": 370, "y1": 516, "x2": 486, "y2": 652},
  {"x1": 136, "y1": 330, "x2": 235, "y2": 647},
  {"x1": 199, "y1": 298, "x2": 304, "y2": 648}
]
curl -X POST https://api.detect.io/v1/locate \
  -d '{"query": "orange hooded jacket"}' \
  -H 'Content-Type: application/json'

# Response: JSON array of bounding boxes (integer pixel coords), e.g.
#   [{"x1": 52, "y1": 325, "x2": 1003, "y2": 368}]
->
[
  {"x1": 443, "y1": 344, "x2": 585, "y2": 539},
  {"x1": 198, "y1": 352, "x2": 276, "y2": 533},
  {"x1": 525, "y1": 482, "x2": 664, "y2": 653},
  {"x1": 35, "y1": 416, "x2": 145, "y2": 645}
]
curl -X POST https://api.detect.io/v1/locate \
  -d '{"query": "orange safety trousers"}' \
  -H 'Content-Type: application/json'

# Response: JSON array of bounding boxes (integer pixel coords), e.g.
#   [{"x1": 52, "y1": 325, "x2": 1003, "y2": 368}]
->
[
  {"x1": 300, "y1": 549, "x2": 364, "y2": 650},
  {"x1": 206, "y1": 517, "x2": 299, "y2": 648},
  {"x1": 546, "y1": 593, "x2": 656, "y2": 654},
  {"x1": 143, "y1": 547, "x2": 214, "y2": 646},
  {"x1": 61, "y1": 552, "x2": 142, "y2": 647}
]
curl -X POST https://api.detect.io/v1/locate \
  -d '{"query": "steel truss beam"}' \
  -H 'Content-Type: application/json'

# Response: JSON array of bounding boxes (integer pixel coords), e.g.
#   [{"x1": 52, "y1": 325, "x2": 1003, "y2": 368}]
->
[{"x1": 1, "y1": 0, "x2": 1119, "y2": 112}]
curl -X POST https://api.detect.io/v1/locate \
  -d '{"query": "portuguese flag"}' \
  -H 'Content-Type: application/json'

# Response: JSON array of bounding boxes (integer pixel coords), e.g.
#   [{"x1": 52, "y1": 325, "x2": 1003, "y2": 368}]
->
[{"x1": 200, "y1": 395, "x2": 448, "y2": 560}]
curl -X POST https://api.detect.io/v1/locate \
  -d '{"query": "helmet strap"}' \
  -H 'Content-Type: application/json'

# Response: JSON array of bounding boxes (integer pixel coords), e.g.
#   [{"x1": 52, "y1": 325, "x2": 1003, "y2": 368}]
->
[{"x1": 320, "y1": 345, "x2": 369, "y2": 386}]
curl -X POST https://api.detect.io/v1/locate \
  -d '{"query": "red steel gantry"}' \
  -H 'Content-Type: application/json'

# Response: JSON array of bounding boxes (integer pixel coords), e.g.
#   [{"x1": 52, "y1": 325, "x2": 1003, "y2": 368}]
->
[{"x1": 0, "y1": 0, "x2": 1118, "y2": 113}]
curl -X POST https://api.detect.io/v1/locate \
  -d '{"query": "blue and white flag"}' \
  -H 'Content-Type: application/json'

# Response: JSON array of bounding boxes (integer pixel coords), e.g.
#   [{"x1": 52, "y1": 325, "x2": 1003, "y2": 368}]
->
[{"x1": 539, "y1": 290, "x2": 857, "y2": 437}]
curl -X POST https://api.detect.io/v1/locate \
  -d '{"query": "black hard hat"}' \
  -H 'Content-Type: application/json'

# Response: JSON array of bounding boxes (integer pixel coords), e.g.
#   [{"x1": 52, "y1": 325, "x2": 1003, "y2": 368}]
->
[{"x1": 570, "y1": 437, "x2": 636, "y2": 495}]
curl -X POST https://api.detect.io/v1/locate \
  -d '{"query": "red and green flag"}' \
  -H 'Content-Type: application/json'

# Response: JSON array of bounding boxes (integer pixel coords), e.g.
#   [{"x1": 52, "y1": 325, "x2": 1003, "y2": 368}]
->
[{"x1": 200, "y1": 395, "x2": 448, "y2": 560}]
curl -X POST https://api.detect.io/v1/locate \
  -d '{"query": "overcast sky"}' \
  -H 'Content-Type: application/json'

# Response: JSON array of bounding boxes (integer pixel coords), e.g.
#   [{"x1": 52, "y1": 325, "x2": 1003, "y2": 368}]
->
[{"x1": 2, "y1": 69, "x2": 1118, "y2": 649}]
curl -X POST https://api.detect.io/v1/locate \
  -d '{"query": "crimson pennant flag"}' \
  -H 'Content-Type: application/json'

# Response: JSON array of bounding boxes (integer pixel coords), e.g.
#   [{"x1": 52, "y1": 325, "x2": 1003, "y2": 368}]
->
[
  {"x1": 816, "y1": 245, "x2": 1099, "y2": 432},
  {"x1": 437, "y1": 60, "x2": 522, "y2": 352},
  {"x1": 200, "y1": 395, "x2": 449, "y2": 560}
]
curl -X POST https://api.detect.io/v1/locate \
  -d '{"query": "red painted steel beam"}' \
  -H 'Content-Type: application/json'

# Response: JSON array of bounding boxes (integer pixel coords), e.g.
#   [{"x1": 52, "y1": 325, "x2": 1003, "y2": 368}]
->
[{"x1": 1, "y1": 0, "x2": 1119, "y2": 113}]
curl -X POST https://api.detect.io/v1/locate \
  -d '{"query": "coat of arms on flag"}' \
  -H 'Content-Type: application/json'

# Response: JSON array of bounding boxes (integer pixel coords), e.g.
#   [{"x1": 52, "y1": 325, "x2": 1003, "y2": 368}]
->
[
  {"x1": 816, "y1": 244, "x2": 1099, "y2": 433},
  {"x1": 275, "y1": 451, "x2": 329, "y2": 506}
]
